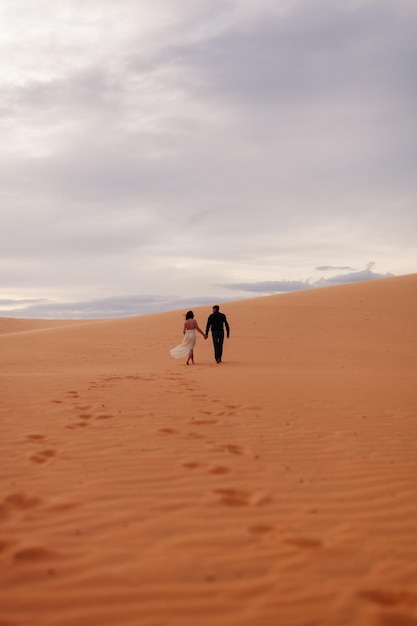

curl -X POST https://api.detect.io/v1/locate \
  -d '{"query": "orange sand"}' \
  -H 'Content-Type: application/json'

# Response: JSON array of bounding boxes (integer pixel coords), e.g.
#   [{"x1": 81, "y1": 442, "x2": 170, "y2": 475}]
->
[{"x1": 1, "y1": 274, "x2": 416, "y2": 626}]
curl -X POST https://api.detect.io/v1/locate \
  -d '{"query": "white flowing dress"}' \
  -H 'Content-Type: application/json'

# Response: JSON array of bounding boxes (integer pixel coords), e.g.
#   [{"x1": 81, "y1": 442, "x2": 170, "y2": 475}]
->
[{"x1": 170, "y1": 329, "x2": 196, "y2": 359}]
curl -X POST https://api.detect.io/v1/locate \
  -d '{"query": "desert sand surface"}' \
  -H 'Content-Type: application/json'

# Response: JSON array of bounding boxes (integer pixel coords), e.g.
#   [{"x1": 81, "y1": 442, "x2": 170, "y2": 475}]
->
[{"x1": 1, "y1": 274, "x2": 416, "y2": 626}]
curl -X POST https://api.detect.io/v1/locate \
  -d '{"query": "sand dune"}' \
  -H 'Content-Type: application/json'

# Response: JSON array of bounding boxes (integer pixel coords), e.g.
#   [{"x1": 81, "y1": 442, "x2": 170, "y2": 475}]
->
[{"x1": 1, "y1": 274, "x2": 416, "y2": 626}]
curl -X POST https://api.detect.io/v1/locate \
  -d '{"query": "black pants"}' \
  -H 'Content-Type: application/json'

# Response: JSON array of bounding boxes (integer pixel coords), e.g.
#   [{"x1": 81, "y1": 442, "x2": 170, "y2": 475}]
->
[{"x1": 211, "y1": 331, "x2": 224, "y2": 362}]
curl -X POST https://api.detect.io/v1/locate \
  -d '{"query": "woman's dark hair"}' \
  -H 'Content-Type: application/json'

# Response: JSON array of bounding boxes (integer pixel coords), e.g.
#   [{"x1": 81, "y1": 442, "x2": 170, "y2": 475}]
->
[{"x1": 185, "y1": 310, "x2": 194, "y2": 320}]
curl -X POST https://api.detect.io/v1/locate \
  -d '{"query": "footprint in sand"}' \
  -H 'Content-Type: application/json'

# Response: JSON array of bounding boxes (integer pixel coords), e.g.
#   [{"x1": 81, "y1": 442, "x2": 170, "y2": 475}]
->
[
  {"x1": 127, "y1": 374, "x2": 156, "y2": 381},
  {"x1": 189, "y1": 418, "x2": 219, "y2": 425},
  {"x1": 26, "y1": 434, "x2": 46, "y2": 442},
  {"x1": 373, "y1": 614, "x2": 417, "y2": 626},
  {"x1": 5, "y1": 493, "x2": 42, "y2": 510},
  {"x1": 214, "y1": 488, "x2": 267, "y2": 507},
  {"x1": 214, "y1": 443, "x2": 251, "y2": 456},
  {"x1": 0, "y1": 493, "x2": 41, "y2": 521},
  {"x1": 225, "y1": 444, "x2": 245, "y2": 455},
  {"x1": 30, "y1": 449, "x2": 56, "y2": 464},
  {"x1": 14, "y1": 546, "x2": 54, "y2": 562},
  {"x1": 158, "y1": 428, "x2": 180, "y2": 435},
  {"x1": 0, "y1": 538, "x2": 17, "y2": 554},
  {"x1": 66, "y1": 406, "x2": 115, "y2": 428},
  {"x1": 183, "y1": 462, "x2": 230, "y2": 475},
  {"x1": 66, "y1": 391, "x2": 80, "y2": 399},
  {"x1": 285, "y1": 537, "x2": 322, "y2": 548},
  {"x1": 182, "y1": 461, "x2": 203, "y2": 469},
  {"x1": 208, "y1": 465, "x2": 230, "y2": 475},
  {"x1": 248, "y1": 524, "x2": 275, "y2": 535},
  {"x1": 186, "y1": 432, "x2": 205, "y2": 439},
  {"x1": 357, "y1": 589, "x2": 417, "y2": 608}
]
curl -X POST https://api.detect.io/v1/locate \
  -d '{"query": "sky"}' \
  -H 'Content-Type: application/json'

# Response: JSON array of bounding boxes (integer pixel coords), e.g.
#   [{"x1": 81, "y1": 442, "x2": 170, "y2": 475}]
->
[{"x1": 1, "y1": 0, "x2": 416, "y2": 319}]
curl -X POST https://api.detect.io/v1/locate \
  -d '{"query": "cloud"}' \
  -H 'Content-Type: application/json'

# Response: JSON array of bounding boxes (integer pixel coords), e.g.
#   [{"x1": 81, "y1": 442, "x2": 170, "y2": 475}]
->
[
  {"x1": 316, "y1": 267, "x2": 394, "y2": 286},
  {"x1": 0, "y1": 0, "x2": 416, "y2": 314},
  {"x1": 0, "y1": 298, "x2": 49, "y2": 307},
  {"x1": 225, "y1": 265, "x2": 395, "y2": 294},
  {"x1": 0, "y1": 294, "x2": 230, "y2": 320},
  {"x1": 0, "y1": 264, "x2": 397, "y2": 319},
  {"x1": 223, "y1": 280, "x2": 314, "y2": 294},
  {"x1": 316, "y1": 266, "x2": 357, "y2": 272}
]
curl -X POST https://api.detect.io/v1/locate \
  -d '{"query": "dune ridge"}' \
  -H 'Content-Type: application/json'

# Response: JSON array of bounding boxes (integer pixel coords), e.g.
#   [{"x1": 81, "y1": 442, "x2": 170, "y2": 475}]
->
[{"x1": 1, "y1": 274, "x2": 416, "y2": 626}]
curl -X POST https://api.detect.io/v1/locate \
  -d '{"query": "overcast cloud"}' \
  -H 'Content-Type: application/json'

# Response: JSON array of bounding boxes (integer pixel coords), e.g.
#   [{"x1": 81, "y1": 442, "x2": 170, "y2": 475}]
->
[{"x1": 1, "y1": 0, "x2": 416, "y2": 318}]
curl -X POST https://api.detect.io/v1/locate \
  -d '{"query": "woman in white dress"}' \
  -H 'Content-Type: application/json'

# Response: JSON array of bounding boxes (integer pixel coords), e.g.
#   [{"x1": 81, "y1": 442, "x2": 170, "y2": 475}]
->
[{"x1": 170, "y1": 311, "x2": 206, "y2": 364}]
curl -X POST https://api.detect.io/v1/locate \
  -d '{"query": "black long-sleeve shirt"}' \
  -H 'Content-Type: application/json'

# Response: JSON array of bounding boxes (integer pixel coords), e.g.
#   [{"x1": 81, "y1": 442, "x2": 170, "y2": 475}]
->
[{"x1": 206, "y1": 311, "x2": 230, "y2": 337}]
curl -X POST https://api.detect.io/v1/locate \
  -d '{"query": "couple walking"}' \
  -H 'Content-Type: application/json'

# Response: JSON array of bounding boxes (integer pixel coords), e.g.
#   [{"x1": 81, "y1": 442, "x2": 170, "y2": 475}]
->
[{"x1": 170, "y1": 305, "x2": 230, "y2": 365}]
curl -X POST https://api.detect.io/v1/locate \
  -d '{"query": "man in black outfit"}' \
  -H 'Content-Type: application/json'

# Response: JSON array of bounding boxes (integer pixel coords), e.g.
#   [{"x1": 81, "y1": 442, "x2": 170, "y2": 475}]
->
[{"x1": 205, "y1": 305, "x2": 230, "y2": 363}]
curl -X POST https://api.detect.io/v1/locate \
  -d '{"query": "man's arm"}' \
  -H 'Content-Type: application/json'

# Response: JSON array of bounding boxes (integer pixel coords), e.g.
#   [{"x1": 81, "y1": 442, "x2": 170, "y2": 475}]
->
[
  {"x1": 205, "y1": 315, "x2": 211, "y2": 337},
  {"x1": 224, "y1": 316, "x2": 230, "y2": 338}
]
